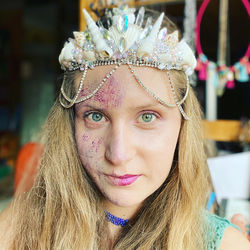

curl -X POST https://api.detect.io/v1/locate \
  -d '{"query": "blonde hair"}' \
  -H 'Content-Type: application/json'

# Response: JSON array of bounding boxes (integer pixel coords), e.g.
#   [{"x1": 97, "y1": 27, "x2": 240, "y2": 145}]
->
[{"x1": 9, "y1": 11, "x2": 211, "y2": 250}]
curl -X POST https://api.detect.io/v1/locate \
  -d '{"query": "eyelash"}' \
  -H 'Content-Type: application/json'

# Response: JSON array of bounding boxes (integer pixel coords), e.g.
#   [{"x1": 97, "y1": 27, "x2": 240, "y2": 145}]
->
[
  {"x1": 83, "y1": 111, "x2": 105, "y2": 121},
  {"x1": 82, "y1": 110, "x2": 159, "y2": 123},
  {"x1": 138, "y1": 112, "x2": 158, "y2": 123}
]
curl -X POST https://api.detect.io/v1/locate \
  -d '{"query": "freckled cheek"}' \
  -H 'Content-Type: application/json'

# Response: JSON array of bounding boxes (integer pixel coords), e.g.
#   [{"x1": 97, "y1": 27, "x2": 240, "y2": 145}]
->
[{"x1": 75, "y1": 132, "x2": 105, "y2": 174}]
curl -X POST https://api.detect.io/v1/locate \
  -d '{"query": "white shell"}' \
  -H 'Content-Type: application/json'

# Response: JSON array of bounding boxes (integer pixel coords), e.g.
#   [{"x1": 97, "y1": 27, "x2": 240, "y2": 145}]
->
[
  {"x1": 73, "y1": 31, "x2": 86, "y2": 47},
  {"x1": 137, "y1": 12, "x2": 164, "y2": 57},
  {"x1": 164, "y1": 30, "x2": 178, "y2": 48},
  {"x1": 58, "y1": 41, "x2": 74, "y2": 64},
  {"x1": 108, "y1": 24, "x2": 141, "y2": 51},
  {"x1": 82, "y1": 50, "x2": 96, "y2": 61},
  {"x1": 158, "y1": 39, "x2": 197, "y2": 73},
  {"x1": 82, "y1": 9, "x2": 113, "y2": 56},
  {"x1": 177, "y1": 40, "x2": 197, "y2": 70},
  {"x1": 158, "y1": 53, "x2": 174, "y2": 65}
]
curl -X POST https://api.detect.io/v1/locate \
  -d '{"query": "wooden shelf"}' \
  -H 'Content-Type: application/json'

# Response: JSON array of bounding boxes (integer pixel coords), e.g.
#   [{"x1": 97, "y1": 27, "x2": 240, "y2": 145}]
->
[
  {"x1": 79, "y1": 0, "x2": 185, "y2": 30},
  {"x1": 131, "y1": 0, "x2": 184, "y2": 7},
  {"x1": 202, "y1": 120, "x2": 250, "y2": 142}
]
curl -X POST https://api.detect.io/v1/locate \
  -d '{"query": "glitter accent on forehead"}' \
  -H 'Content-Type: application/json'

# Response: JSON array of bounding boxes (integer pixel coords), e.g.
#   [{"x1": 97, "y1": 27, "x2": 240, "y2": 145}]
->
[{"x1": 93, "y1": 76, "x2": 124, "y2": 108}]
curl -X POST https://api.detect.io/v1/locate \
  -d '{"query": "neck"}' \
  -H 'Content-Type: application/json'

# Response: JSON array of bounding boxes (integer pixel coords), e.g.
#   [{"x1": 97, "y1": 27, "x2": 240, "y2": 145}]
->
[
  {"x1": 104, "y1": 200, "x2": 141, "y2": 221},
  {"x1": 104, "y1": 200, "x2": 142, "y2": 240}
]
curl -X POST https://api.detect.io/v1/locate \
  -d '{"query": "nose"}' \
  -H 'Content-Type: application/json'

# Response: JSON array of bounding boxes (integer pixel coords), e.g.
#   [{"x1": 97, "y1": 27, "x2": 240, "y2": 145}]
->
[{"x1": 105, "y1": 124, "x2": 135, "y2": 166}]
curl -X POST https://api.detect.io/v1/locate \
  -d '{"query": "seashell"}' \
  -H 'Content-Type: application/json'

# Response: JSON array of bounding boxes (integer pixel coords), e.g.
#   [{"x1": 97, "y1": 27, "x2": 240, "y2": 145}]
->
[
  {"x1": 165, "y1": 30, "x2": 179, "y2": 48},
  {"x1": 177, "y1": 40, "x2": 197, "y2": 71},
  {"x1": 73, "y1": 31, "x2": 86, "y2": 47},
  {"x1": 82, "y1": 50, "x2": 96, "y2": 61},
  {"x1": 82, "y1": 9, "x2": 113, "y2": 56},
  {"x1": 137, "y1": 12, "x2": 164, "y2": 57},
  {"x1": 158, "y1": 39, "x2": 197, "y2": 74},
  {"x1": 108, "y1": 26, "x2": 120, "y2": 45},
  {"x1": 124, "y1": 25, "x2": 142, "y2": 50},
  {"x1": 108, "y1": 24, "x2": 141, "y2": 52},
  {"x1": 158, "y1": 53, "x2": 175, "y2": 65},
  {"x1": 58, "y1": 41, "x2": 75, "y2": 64}
]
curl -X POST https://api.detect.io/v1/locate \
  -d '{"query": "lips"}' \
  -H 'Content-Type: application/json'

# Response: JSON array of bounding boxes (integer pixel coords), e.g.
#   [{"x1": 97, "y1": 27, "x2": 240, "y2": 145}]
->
[{"x1": 105, "y1": 174, "x2": 141, "y2": 186}]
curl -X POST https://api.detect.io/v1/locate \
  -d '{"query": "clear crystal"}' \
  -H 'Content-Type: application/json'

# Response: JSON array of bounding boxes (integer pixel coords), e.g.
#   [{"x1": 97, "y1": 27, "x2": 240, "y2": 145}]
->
[
  {"x1": 139, "y1": 24, "x2": 152, "y2": 40},
  {"x1": 103, "y1": 30, "x2": 111, "y2": 40},
  {"x1": 97, "y1": 20, "x2": 104, "y2": 29},
  {"x1": 158, "y1": 28, "x2": 167, "y2": 41},
  {"x1": 145, "y1": 17, "x2": 152, "y2": 28},
  {"x1": 135, "y1": 7, "x2": 145, "y2": 27},
  {"x1": 119, "y1": 37, "x2": 126, "y2": 52},
  {"x1": 158, "y1": 63, "x2": 166, "y2": 70},
  {"x1": 117, "y1": 15, "x2": 128, "y2": 33}
]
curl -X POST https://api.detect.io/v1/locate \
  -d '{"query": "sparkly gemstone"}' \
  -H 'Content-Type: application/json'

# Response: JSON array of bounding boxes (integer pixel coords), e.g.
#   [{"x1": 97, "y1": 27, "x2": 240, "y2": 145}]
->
[
  {"x1": 135, "y1": 7, "x2": 145, "y2": 27},
  {"x1": 158, "y1": 63, "x2": 166, "y2": 70},
  {"x1": 117, "y1": 15, "x2": 128, "y2": 33},
  {"x1": 84, "y1": 30, "x2": 91, "y2": 42},
  {"x1": 103, "y1": 30, "x2": 111, "y2": 40},
  {"x1": 122, "y1": 52, "x2": 128, "y2": 58},
  {"x1": 88, "y1": 62, "x2": 94, "y2": 68},
  {"x1": 119, "y1": 37, "x2": 126, "y2": 52},
  {"x1": 158, "y1": 28, "x2": 167, "y2": 41}
]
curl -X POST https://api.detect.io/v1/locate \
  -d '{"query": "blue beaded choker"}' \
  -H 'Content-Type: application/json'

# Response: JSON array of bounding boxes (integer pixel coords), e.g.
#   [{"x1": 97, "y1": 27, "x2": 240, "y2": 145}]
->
[{"x1": 105, "y1": 210, "x2": 129, "y2": 227}]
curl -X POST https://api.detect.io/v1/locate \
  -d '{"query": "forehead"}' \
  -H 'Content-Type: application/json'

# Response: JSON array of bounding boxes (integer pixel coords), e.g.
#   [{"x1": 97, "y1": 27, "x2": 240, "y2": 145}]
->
[{"x1": 75, "y1": 65, "x2": 175, "y2": 106}]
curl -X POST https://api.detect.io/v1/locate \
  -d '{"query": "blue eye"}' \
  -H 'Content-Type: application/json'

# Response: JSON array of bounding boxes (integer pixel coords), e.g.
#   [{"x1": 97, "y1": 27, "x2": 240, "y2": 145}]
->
[
  {"x1": 140, "y1": 113, "x2": 155, "y2": 123},
  {"x1": 90, "y1": 112, "x2": 103, "y2": 122},
  {"x1": 84, "y1": 112, "x2": 104, "y2": 122}
]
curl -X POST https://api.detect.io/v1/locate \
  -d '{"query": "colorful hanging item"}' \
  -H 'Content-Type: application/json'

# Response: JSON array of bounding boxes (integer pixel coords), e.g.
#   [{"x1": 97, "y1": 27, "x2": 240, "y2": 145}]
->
[{"x1": 195, "y1": 0, "x2": 250, "y2": 95}]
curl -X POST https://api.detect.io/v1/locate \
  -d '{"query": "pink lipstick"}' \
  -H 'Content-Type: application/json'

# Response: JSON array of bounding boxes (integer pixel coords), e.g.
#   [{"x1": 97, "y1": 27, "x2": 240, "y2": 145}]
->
[{"x1": 106, "y1": 174, "x2": 141, "y2": 186}]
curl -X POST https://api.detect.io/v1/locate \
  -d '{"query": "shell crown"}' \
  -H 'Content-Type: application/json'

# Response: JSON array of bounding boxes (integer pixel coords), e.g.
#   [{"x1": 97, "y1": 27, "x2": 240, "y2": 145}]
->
[{"x1": 59, "y1": 5, "x2": 197, "y2": 75}]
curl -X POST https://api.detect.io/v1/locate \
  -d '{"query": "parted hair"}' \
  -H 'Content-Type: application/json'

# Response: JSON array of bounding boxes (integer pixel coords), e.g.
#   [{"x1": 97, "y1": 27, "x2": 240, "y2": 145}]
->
[{"x1": 9, "y1": 9, "x2": 211, "y2": 250}]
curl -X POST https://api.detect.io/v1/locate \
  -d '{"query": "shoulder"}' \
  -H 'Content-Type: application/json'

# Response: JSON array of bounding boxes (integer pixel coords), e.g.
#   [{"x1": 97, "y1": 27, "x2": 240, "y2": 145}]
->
[
  {"x1": 0, "y1": 205, "x2": 15, "y2": 249},
  {"x1": 219, "y1": 226, "x2": 250, "y2": 250},
  {"x1": 205, "y1": 212, "x2": 250, "y2": 250}
]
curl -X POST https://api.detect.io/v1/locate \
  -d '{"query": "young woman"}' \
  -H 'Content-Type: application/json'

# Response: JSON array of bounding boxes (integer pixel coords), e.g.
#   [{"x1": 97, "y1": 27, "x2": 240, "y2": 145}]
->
[{"x1": 0, "y1": 6, "x2": 249, "y2": 250}]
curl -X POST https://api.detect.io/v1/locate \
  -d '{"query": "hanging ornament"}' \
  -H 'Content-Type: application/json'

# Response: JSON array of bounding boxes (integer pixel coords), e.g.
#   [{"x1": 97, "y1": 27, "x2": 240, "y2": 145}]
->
[{"x1": 195, "y1": 0, "x2": 250, "y2": 94}]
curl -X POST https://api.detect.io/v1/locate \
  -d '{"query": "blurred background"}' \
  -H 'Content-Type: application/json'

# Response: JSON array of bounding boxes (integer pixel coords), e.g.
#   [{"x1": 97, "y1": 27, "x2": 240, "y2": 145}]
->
[{"x1": 0, "y1": 0, "x2": 249, "y2": 219}]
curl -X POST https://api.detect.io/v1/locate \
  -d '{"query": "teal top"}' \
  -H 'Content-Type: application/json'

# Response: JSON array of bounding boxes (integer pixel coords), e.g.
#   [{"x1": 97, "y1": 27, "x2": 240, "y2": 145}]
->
[{"x1": 206, "y1": 212, "x2": 240, "y2": 250}]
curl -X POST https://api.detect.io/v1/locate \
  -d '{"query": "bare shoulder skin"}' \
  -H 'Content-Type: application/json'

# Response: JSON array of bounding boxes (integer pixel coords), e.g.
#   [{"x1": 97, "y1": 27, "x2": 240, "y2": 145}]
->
[
  {"x1": 219, "y1": 227, "x2": 250, "y2": 250},
  {"x1": 0, "y1": 206, "x2": 14, "y2": 250}
]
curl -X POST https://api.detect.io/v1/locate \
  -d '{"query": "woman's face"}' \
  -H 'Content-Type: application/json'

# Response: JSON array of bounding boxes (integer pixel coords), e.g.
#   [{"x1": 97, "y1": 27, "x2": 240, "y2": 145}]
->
[{"x1": 74, "y1": 65, "x2": 181, "y2": 210}]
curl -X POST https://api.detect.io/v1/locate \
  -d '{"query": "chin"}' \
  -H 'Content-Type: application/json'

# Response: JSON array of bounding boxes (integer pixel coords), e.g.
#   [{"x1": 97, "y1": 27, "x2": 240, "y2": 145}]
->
[{"x1": 104, "y1": 189, "x2": 147, "y2": 208}]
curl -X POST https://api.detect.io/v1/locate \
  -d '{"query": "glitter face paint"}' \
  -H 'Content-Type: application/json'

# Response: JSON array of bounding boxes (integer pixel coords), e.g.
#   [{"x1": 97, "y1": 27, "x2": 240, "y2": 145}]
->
[
  {"x1": 74, "y1": 65, "x2": 181, "y2": 214},
  {"x1": 78, "y1": 75, "x2": 124, "y2": 109}
]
